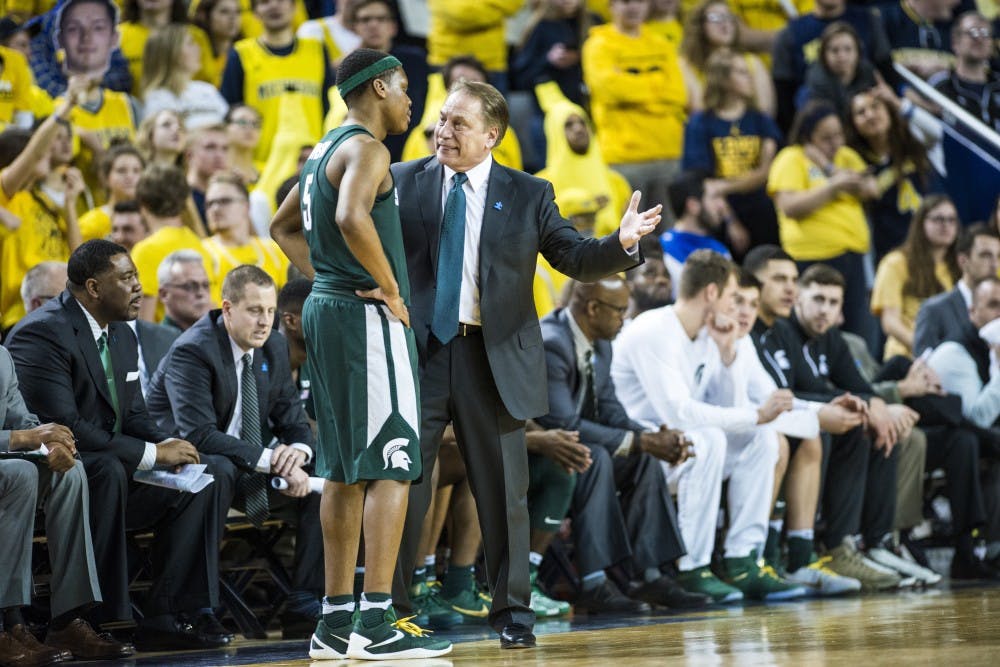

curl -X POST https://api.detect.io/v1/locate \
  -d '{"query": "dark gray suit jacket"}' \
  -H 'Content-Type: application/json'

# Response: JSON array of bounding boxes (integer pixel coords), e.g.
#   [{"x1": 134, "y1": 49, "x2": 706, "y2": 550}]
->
[
  {"x1": 5, "y1": 291, "x2": 168, "y2": 471},
  {"x1": 146, "y1": 310, "x2": 313, "y2": 472},
  {"x1": 535, "y1": 309, "x2": 644, "y2": 454},
  {"x1": 0, "y1": 346, "x2": 39, "y2": 452},
  {"x1": 391, "y1": 156, "x2": 641, "y2": 420},
  {"x1": 135, "y1": 320, "x2": 179, "y2": 384},
  {"x1": 913, "y1": 286, "x2": 974, "y2": 356}
]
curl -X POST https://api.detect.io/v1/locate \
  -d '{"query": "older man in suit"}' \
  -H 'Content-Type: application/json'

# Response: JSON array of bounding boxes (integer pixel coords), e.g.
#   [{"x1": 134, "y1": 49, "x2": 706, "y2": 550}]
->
[
  {"x1": 533, "y1": 277, "x2": 708, "y2": 613},
  {"x1": 914, "y1": 223, "x2": 1000, "y2": 355},
  {"x1": 0, "y1": 346, "x2": 128, "y2": 664},
  {"x1": 5, "y1": 240, "x2": 232, "y2": 651},
  {"x1": 391, "y1": 80, "x2": 661, "y2": 648},
  {"x1": 147, "y1": 265, "x2": 322, "y2": 638}
]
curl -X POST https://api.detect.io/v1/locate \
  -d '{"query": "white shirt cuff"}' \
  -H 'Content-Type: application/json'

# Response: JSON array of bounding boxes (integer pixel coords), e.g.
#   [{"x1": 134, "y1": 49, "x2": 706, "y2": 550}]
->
[
  {"x1": 289, "y1": 442, "x2": 313, "y2": 464},
  {"x1": 138, "y1": 442, "x2": 158, "y2": 471},
  {"x1": 613, "y1": 431, "x2": 635, "y2": 458},
  {"x1": 624, "y1": 243, "x2": 639, "y2": 256},
  {"x1": 256, "y1": 448, "x2": 272, "y2": 473}
]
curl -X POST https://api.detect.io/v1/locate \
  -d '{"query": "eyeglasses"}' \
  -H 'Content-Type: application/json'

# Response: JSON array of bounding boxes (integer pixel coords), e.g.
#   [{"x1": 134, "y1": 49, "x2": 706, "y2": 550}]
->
[
  {"x1": 229, "y1": 118, "x2": 262, "y2": 129},
  {"x1": 164, "y1": 281, "x2": 210, "y2": 293},
  {"x1": 705, "y1": 12, "x2": 735, "y2": 24},
  {"x1": 206, "y1": 196, "x2": 244, "y2": 208},
  {"x1": 926, "y1": 215, "x2": 959, "y2": 225},
  {"x1": 355, "y1": 14, "x2": 392, "y2": 24},
  {"x1": 962, "y1": 27, "x2": 992, "y2": 39},
  {"x1": 591, "y1": 299, "x2": 628, "y2": 316}
]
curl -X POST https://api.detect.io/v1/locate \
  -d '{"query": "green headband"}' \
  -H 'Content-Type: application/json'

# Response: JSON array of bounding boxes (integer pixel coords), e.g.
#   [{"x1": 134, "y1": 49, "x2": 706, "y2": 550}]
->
[{"x1": 337, "y1": 55, "x2": 403, "y2": 97}]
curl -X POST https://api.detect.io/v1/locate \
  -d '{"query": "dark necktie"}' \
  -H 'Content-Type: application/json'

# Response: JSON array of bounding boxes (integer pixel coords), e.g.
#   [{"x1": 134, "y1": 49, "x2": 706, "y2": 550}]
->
[
  {"x1": 239, "y1": 353, "x2": 269, "y2": 527},
  {"x1": 431, "y1": 172, "x2": 468, "y2": 344},
  {"x1": 582, "y1": 349, "x2": 599, "y2": 421},
  {"x1": 97, "y1": 332, "x2": 120, "y2": 432}
]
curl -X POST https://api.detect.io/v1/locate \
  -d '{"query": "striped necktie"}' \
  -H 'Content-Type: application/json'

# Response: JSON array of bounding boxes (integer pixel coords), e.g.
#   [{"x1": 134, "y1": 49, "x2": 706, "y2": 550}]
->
[{"x1": 239, "y1": 353, "x2": 269, "y2": 527}]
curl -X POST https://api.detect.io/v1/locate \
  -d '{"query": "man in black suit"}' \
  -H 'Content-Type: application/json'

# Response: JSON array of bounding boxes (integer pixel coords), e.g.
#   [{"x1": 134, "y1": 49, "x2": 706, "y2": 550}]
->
[
  {"x1": 4, "y1": 240, "x2": 233, "y2": 651},
  {"x1": 535, "y1": 277, "x2": 707, "y2": 612},
  {"x1": 391, "y1": 80, "x2": 661, "y2": 648},
  {"x1": 128, "y1": 320, "x2": 178, "y2": 396},
  {"x1": 147, "y1": 265, "x2": 323, "y2": 638},
  {"x1": 914, "y1": 223, "x2": 1000, "y2": 355}
]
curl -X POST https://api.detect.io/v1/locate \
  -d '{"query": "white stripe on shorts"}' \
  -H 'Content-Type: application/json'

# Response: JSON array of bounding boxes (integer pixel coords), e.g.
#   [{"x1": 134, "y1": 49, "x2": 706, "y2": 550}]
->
[
  {"x1": 365, "y1": 304, "x2": 391, "y2": 448},
  {"x1": 385, "y1": 306, "x2": 420, "y2": 435}
]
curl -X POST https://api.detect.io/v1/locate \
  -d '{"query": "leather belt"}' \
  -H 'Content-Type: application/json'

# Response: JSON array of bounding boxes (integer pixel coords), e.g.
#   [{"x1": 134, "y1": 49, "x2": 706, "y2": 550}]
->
[{"x1": 457, "y1": 323, "x2": 482, "y2": 336}]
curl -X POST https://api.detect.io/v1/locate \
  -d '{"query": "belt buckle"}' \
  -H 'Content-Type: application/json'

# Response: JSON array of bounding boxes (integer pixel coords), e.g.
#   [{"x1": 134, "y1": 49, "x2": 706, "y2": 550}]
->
[{"x1": 458, "y1": 323, "x2": 476, "y2": 336}]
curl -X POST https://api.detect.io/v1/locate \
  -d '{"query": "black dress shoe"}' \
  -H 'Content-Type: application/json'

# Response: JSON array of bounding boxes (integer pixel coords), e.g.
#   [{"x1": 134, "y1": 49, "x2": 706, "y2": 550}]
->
[
  {"x1": 133, "y1": 616, "x2": 227, "y2": 652},
  {"x1": 280, "y1": 610, "x2": 318, "y2": 639},
  {"x1": 629, "y1": 576, "x2": 712, "y2": 609},
  {"x1": 499, "y1": 623, "x2": 536, "y2": 649},
  {"x1": 574, "y1": 579, "x2": 651, "y2": 614},
  {"x1": 190, "y1": 613, "x2": 233, "y2": 646},
  {"x1": 950, "y1": 554, "x2": 1000, "y2": 580}
]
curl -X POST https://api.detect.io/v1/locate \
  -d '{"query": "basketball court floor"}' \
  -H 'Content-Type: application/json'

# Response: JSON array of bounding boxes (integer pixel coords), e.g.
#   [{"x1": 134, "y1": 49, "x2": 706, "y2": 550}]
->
[{"x1": 91, "y1": 584, "x2": 1000, "y2": 666}]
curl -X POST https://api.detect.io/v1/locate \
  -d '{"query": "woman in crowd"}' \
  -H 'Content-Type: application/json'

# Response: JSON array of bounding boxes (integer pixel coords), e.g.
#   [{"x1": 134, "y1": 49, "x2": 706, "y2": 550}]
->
[
  {"x1": 137, "y1": 108, "x2": 186, "y2": 167},
  {"x1": 680, "y1": 0, "x2": 774, "y2": 116},
  {"x1": 683, "y1": 49, "x2": 782, "y2": 256},
  {"x1": 799, "y1": 22, "x2": 876, "y2": 118},
  {"x1": 846, "y1": 86, "x2": 942, "y2": 263},
  {"x1": 768, "y1": 101, "x2": 878, "y2": 339},
  {"x1": 140, "y1": 23, "x2": 230, "y2": 129},
  {"x1": 79, "y1": 143, "x2": 145, "y2": 241},
  {"x1": 119, "y1": 0, "x2": 217, "y2": 93},
  {"x1": 191, "y1": 0, "x2": 243, "y2": 86},
  {"x1": 225, "y1": 104, "x2": 263, "y2": 187},
  {"x1": 871, "y1": 196, "x2": 960, "y2": 359}
]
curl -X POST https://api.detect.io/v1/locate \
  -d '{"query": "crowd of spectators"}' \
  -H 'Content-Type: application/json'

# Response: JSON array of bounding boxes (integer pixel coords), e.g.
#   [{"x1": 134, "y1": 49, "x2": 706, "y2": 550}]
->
[{"x1": 2, "y1": 0, "x2": 1000, "y2": 662}]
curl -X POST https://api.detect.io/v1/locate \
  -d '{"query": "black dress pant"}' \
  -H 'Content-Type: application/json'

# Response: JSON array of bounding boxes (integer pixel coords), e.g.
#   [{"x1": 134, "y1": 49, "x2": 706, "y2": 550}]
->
[
  {"x1": 923, "y1": 426, "x2": 987, "y2": 535},
  {"x1": 83, "y1": 450, "x2": 227, "y2": 623},
  {"x1": 612, "y1": 450, "x2": 685, "y2": 573},
  {"x1": 394, "y1": 333, "x2": 533, "y2": 633}
]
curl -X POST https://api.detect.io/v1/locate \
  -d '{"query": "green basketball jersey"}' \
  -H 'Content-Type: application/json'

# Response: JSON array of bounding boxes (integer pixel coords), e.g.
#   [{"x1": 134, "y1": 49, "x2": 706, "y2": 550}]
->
[{"x1": 299, "y1": 125, "x2": 410, "y2": 300}]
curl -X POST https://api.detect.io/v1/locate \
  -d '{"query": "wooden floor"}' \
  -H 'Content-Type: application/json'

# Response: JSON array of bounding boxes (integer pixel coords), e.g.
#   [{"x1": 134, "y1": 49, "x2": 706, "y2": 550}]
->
[{"x1": 97, "y1": 585, "x2": 1000, "y2": 666}]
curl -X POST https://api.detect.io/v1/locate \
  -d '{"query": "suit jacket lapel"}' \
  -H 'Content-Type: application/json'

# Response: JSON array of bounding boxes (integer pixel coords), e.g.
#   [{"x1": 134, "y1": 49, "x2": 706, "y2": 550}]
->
[
  {"x1": 416, "y1": 159, "x2": 444, "y2": 276},
  {"x1": 478, "y1": 163, "x2": 514, "y2": 284},
  {"x1": 65, "y1": 296, "x2": 116, "y2": 412},
  {"x1": 214, "y1": 318, "x2": 239, "y2": 425},
  {"x1": 253, "y1": 349, "x2": 269, "y2": 434},
  {"x1": 108, "y1": 323, "x2": 133, "y2": 417}
]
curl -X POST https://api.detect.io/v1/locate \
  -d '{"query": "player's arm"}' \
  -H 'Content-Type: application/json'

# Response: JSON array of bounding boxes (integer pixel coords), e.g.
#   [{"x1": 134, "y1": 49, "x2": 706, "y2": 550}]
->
[
  {"x1": 271, "y1": 183, "x2": 316, "y2": 280},
  {"x1": 336, "y1": 140, "x2": 409, "y2": 326}
]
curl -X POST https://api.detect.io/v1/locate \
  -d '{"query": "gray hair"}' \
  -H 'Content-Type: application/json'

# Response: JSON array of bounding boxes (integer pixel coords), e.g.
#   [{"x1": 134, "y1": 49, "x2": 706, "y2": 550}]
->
[
  {"x1": 21, "y1": 261, "x2": 68, "y2": 311},
  {"x1": 156, "y1": 249, "x2": 206, "y2": 288}
]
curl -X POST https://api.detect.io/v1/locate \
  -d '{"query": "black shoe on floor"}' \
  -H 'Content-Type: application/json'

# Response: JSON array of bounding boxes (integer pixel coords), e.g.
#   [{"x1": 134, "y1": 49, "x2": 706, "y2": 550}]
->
[
  {"x1": 190, "y1": 613, "x2": 233, "y2": 646},
  {"x1": 629, "y1": 575, "x2": 712, "y2": 609},
  {"x1": 499, "y1": 623, "x2": 536, "y2": 649},
  {"x1": 134, "y1": 615, "x2": 228, "y2": 652},
  {"x1": 280, "y1": 610, "x2": 318, "y2": 639},
  {"x1": 950, "y1": 554, "x2": 1000, "y2": 580},
  {"x1": 574, "y1": 579, "x2": 650, "y2": 614}
]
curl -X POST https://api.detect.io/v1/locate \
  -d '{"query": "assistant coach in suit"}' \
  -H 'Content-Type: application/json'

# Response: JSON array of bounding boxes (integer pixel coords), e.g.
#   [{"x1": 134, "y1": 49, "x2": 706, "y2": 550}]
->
[
  {"x1": 391, "y1": 80, "x2": 661, "y2": 648},
  {"x1": 5, "y1": 240, "x2": 232, "y2": 650}
]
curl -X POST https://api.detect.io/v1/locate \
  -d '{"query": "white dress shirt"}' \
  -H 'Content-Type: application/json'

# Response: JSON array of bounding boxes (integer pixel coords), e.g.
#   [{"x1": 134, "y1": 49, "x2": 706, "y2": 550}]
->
[
  {"x1": 442, "y1": 155, "x2": 493, "y2": 326},
  {"x1": 76, "y1": 299, "x2": 158, "y2": 471},
  {"x1": 225, "y1": 336, "x2": 312, "y2": 472}
]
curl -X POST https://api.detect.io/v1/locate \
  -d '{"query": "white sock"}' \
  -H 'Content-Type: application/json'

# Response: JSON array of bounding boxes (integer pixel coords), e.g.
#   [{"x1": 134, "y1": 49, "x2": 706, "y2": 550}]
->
[
  {"x1": 359, "y1": 594, "x2": 392, "y2": 611},
  {"x1": 529, "y1": 551, "x2": 544, "y2": 566},
  {"x1": 322, "y1": 597, "x2": 355, "y2": 614},
  {"x1": 769, "y1": 519, "x2": 784, "y2": 533},
  {"x1": 788, "y1": 529, "x2": 814, "y2": 541}
]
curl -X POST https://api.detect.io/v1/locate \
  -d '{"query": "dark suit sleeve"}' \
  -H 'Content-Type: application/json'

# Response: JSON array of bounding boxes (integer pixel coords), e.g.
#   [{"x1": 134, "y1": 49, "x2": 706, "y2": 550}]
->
[
  {"x1": 163, "y1": 342, "x2": 265, "y2": 471},
  {"x1": 827, "y1": 330, "x2": 877, "y2": 399},
  {"x1": 913, "y1": 299, "x2": 943, "y2": 356},
  {"x1": 536, "y1": 180, "x2": 641, "y2": 283},
  {"x1": 6, "y1": 320, "x2": 148, "y2": 470},
  {"x1": 266, "y1": 337, "x2": 313, "y2": 449},
  {"x1": 535, "y1": 335, "x2": 635, "y2": 455}
]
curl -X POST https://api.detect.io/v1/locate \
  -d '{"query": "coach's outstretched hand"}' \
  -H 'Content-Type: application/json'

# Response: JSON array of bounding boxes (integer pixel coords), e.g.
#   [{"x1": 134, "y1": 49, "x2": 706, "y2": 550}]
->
[{"x1": 618, "y1": 191, "x2": 662, "y2": 250}]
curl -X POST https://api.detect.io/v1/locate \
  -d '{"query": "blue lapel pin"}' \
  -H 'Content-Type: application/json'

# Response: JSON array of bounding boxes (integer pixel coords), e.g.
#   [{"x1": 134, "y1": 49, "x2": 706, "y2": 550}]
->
[
  {"x1": 493, "y1": 201, "x2": 503, "y2": 211},
  {"x1": 261, "y1": 362, "x2": 269, "y2": 373}
]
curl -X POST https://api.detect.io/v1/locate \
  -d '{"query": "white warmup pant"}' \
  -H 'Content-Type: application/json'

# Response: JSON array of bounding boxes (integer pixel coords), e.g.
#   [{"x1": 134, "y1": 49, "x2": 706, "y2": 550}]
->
[{"x1": 664, "y1": 426, "x2": 779, "y2": 571}]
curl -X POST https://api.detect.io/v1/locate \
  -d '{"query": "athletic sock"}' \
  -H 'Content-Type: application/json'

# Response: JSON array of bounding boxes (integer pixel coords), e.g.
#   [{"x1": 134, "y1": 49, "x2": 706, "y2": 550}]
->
[
  {"x1": 787, "y1": 532, "x2": 814, "y2": 573},
  {"x1": 424, "y1": 555, "x2": 437, "y2": 583},
  {"x1": 359, "y1": 593, "x2": 392, "y2": 628},
  {"x1": 440, "y1": 564, "x2": 474, "y2": 598},
  {"x1": 581, "y1": 571, "x2": 606, "y2": 591},
  {"x1": 322, "y1": 595, "x2": 355, "y2": 628}
]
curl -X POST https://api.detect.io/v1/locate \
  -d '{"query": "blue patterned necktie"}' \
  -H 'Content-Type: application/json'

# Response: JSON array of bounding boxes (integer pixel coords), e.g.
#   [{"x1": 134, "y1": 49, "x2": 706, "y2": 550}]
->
[
  {"x1": 431, "y1": 172, "x2": 468, "y2": 344},
  {"x1": 239, "y1": 353, "x2": 269, "y2": 528}
]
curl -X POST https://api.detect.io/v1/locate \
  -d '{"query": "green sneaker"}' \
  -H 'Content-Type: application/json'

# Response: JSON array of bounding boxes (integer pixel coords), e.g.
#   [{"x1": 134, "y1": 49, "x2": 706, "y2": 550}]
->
[
  {"x1": 438, "y1": 580, "x2": 491, "y2": 623},
  {"x1": 676, "y1": 566, "x2": 744, "y2": 603},
  {"x1": 346, "y1": 608, "x2": 452, "y2": 660},
  {"x1": 529, "y1": 569, "x2": 570, "y2": 617},
  {"x1": 309, "y1": 616, "x2": 353, "y2": 660},
  {"x1": 410, "y1": 580, "x2": 462, "y2": 630},
  {"x1": 724, "y1": 551, "x2": 809, "y2": 601}
]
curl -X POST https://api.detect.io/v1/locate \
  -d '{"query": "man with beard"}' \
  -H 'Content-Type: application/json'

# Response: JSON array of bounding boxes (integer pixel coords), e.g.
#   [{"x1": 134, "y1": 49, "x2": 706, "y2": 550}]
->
[
  {"x1": 660, "y1": 171, "x2": 731, "y2": 301},
  {"x1": 626, "y1": 238, "x2": 673, "y2": 318}
]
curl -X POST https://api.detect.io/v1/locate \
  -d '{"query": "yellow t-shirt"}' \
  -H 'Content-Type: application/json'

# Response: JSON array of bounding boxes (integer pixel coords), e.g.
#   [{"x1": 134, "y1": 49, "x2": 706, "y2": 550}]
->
[
  {"x1": 131, "y1": 225, "x2": 217, "y2": 320},
  {"x1": 533, "y1": 254, "x2": 571, "y2": 319},
  {"x1": 234, "y1": 37, "x2": 326, "y2": 165},
  {"x1": 1, "y1": 189, "x2": 72, "y2": 329},
  {"x1": 61, "y1": 90, "x2": 136, "y2": 206},
  {"x1": 0, "y1": 46, "x2": 33, "y2": 127},
  {"x1": 427, "y1": 0, "x2": 523, "y2": 71},
  {"x1": 202, "y1": 235, "x2": 289, "y2": 304},
  {"x1": 767, "y1": 145, "x2": 870, "y2": 260},
  {"x1": 79, "y1": 207, "x2": 112, "y2": 241},
  {"x1": 644, "y1": 18, "x2": 683, "y2": 52},
  {"x1": 118, "y1": 23, "x2": 217, "y2": 95},
  {"x1": 870, "y1": 250, "x2": 955, "y2": 360}
]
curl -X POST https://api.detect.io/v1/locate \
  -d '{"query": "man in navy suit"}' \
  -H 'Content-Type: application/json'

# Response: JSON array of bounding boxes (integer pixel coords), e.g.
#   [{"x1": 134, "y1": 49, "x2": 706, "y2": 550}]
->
[
  {"x1": 147, "y1": 265, "x2": 322, "y2": 637},
  {"x1": 390, "y1": 80, "x2": 662, "y2": 648},
  {"x1": 5, "y1": 240, "x2": 232, "y2": 650}
]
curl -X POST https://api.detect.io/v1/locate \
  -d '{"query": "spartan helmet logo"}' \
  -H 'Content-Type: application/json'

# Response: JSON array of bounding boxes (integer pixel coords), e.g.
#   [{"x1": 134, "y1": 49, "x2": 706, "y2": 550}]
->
[{"x1": 383, "y1": 438, "x2": 413, "y2": 471}]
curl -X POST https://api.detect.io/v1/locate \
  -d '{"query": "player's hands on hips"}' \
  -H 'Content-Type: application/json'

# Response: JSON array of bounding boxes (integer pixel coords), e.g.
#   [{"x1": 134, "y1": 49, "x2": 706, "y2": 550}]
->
[
  {"x1": 357, "y1": 287, "x2": 410, "y2": 327},
  {"x1": 618, "y1": 191, "x2": 662, "y2": 250}
]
